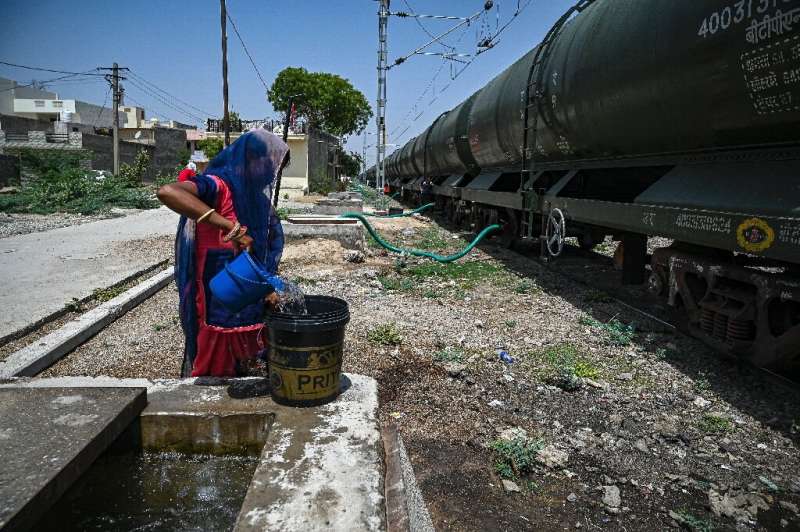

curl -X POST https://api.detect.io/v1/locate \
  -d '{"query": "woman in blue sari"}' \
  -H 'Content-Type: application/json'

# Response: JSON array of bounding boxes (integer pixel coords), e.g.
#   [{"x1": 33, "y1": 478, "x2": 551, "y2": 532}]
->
[{"x1": 158, "y1": 130, "x2": 289, "y2": 377}]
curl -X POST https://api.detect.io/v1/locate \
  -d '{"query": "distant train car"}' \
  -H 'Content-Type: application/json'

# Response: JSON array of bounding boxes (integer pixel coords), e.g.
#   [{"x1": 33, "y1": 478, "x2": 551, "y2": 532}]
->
[{"x1": 377, "y1": 0, "x2": 800, "y2": 370}]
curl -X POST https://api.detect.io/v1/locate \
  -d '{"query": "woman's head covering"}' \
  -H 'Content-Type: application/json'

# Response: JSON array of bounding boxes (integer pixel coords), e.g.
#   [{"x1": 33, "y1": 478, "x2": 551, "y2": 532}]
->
[
  {"x1": 204, "y1": 129, "x2": 289, "y2": 264},
  {"x1": 174, "y1": 129, "x2": 289, "y2": 376}
]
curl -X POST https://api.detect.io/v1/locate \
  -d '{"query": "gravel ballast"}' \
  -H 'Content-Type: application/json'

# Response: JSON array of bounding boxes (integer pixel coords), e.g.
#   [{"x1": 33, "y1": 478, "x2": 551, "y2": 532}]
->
[{"x1": 39, "y1": 213, "x2": 800, "y2": 531}]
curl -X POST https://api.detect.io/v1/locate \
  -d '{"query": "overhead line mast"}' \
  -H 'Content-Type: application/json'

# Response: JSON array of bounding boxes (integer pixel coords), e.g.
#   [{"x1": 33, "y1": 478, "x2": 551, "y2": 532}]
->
[{"x1": 376, "y1": 0, "x2": 390, "y2": 192}]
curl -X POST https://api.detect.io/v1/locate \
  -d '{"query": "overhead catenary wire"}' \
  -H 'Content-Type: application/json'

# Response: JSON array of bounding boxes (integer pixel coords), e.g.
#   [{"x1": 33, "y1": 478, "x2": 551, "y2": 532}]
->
[
  {"x1": 389, "y1": 0, "x2": 534, "y2": 145},
  {"x1": 476, "y1": 0, "x2": 533, "y2": 53}
]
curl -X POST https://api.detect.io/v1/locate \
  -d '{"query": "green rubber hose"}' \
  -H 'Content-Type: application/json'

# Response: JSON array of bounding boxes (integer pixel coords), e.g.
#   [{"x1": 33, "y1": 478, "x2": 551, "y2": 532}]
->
[{"x1": 339, "y1": 211, "x2": 501, "y2": 263}]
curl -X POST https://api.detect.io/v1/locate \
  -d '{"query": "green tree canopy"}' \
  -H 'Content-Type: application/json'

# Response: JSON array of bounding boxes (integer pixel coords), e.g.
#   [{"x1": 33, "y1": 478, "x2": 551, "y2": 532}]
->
[
  {"x1": 268, "y1": 67, "x2": 372, "y2": 137},
  {"x1": 339, "y1": 150, "x2": 363, "y2": 177},
  {"x1": 198, "y1": 137, "x2": 224, "y2": 160}
]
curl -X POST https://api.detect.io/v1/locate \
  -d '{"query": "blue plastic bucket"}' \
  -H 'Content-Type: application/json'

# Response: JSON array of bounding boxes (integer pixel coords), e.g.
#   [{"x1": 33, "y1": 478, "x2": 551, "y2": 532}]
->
[{"x1": 209, "y1": 252, "x2": 283, "y2": 312}]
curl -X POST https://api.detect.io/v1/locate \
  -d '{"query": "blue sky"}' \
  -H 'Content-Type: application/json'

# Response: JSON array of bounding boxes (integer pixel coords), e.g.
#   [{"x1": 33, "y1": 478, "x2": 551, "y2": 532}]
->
[{"x1": 0, "y1": 0, "x2": 577, "y2": 161}]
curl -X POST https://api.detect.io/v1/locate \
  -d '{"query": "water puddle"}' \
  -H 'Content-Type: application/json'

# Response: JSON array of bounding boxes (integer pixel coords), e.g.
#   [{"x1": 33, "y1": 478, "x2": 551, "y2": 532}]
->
[{"x1": 42, "y1": 451, "x2": 258, "y2": 531}]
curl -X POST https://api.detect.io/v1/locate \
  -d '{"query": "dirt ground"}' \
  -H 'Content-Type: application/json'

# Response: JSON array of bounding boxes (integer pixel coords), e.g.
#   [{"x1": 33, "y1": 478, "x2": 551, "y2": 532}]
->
[{"x1": 44, "y1": 213, "x2": 800, "y2": 531}]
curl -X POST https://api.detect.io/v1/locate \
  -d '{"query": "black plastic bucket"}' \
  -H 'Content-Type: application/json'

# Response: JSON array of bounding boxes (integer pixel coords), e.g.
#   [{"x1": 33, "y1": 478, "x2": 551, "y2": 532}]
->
[{"x1": 263, "y1": 296, "x2": 350, "y2": 407}]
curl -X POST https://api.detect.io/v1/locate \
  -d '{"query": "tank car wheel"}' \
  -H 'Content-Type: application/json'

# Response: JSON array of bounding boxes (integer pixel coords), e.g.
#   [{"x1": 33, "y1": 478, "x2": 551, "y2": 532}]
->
[
  {"x1": 647, "y1": 271, "x2": 665, "y2": 296},
  {"x1": 545, "y1": 208, "x2": 566, "y2": 257}
]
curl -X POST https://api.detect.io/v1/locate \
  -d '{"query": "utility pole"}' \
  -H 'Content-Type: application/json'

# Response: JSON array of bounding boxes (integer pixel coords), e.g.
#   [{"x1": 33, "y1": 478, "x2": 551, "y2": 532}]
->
[
  {"x1": 220, "y1": 0, "x2": 230, "y2": 146},
  {"x1": 99, "y1": 63, "x2": 127, "y2": 175},
  {"x1": 376, "y1": 0, "x2": 389, "y2": 193},
  {"x1": 273, "y1": 94, "x2": 299, "y2": 207},
  {"x1": 112, "y1": 63, "x2": 121, "y2": 175},
  {"x1": 362, "y1": 133, "x2": 368, "y2": 176}
]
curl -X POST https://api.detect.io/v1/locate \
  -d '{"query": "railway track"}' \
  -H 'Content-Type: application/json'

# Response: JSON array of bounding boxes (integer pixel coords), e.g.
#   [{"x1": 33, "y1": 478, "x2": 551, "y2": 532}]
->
[{"x1": 487, "y1": 229, "x2": 800, "y2": 392}]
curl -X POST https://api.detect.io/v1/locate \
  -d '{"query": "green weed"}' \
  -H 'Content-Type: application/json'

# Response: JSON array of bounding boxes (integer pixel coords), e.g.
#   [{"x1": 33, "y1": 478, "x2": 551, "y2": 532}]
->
[
  {"x1": 0, "y1": 149, "x2": 158, "y2": 215},
  {"x1": 413, "y1": 227, "x2": 449, "y2": 250},
  {"x1": 64, "y1": 298, "x2": 84, "y2": 313},
  {"x1": 367, "y1": 323, "x2": 403, "y2": 346},
  {"x1": 405, "y1": 261, "x2": 503, "y2": 289},
  {"x1": 580, "y1": 316, "x2": 636, "y2": 346},
  {"x1": 433, "y1": 347, "x2": 465, "y2": 363},
  {"x1": 694, "y1": 373, "x2": 711, "y2": 392},
  {"x1": 514, "y1": 280, "x2": 537, "y2": 294},
  {"x1": 422, "y1": 288, "x2": 440, "y2": 299},
  {"x1": 92, "y1": 285, "x2": 125, "y2": 302},
  {"x1": 573, "y1": 360, "x2": 600, "y2": 379},
  {"x1": 505, "y1": 319, "x2": 517, "y2": 329},
  {"x1": 490, "y1": 436, "x2": 544, "y2": 480},
  {"x1": 378, "y1": 275, "x2": 414, "y2": 292},
  {"x1": 655, "y1": 347, "x2": 679, "y2": 360},
  {"x1": 699, "y1": 414, "x2": 732, "y2": 434},
  {"x1": 673, "y1": 510, "x2": 714, "y2": 532}
]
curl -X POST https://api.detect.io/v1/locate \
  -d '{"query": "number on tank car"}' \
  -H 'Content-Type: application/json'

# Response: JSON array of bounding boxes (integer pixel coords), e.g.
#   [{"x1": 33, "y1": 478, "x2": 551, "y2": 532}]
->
[{"x1": 698, "y1": 0, "x2": 795, "y2": 39}]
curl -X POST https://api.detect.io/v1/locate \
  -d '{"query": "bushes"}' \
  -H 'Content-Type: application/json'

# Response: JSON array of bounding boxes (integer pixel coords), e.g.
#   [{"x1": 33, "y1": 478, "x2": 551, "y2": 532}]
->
[{"x1": 0, "y1": 149, "x2": 159, "y2": 215}]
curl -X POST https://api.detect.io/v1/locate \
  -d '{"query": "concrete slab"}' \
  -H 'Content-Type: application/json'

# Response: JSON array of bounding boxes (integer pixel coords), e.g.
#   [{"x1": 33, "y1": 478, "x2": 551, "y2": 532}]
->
[
  {"x1": 0, "y1": 268, "x2": 174, "y2": 379},
  {"x1": 3, "y1": 374, "x2": 386, "y2": 531},
  {"x1": 0, "y1": 206, "x2": 178, "y2": 338},
  {"x1": 235, "y1": 374, "x2": 384, "y2": 532},
  {"x1": 313, "y1": 199, "x2": 364, "y2": 215},
  {"x1": 283, "y1": 219, "x2": 365, "y2": 250},
  {"x1": 0, "y1": 386, "x2": 147, "y2": 531}
]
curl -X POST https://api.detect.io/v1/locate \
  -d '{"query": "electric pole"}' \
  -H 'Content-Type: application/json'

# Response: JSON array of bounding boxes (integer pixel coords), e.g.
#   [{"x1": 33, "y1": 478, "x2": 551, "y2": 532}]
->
[
  {"x1": 376, "y1": 0, "x2": 389, "y2": 192},
  {"x1": 112, "y1": 63, "x2": 120, "y2": 175},
  {"x1": 220, "y1": 0, "x2": 230, "y2": 146},
  {"x1": 362, "y1": 133, "x2": 368, "y2": 176},
  {"x1": 99, "y1": 64, "x2": 127, "y2": 175}
]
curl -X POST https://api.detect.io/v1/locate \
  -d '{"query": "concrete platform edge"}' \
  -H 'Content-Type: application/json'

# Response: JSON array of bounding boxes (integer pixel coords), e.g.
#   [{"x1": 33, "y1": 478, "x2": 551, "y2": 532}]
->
[
  {"x1": 0, "y1": 268, "x2": 174, "y2": 378},
  {"x1": 382, "y1": 423, "x2": 411, "y2": 532},
  {"x1": 0, "y1": 386, "x2": 147, "y2": 531},
  {"x1": 0, "y1": 258, "x2": 169, "y2": 347}
]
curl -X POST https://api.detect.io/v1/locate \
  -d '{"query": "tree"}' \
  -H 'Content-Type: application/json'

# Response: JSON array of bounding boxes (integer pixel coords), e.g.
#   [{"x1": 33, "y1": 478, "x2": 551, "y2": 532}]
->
[
  {"x1": 268, "y1": 67, "x2": 372, "y2": 137},
  {"x1": 338, "y1": 150, "x2": 362, "y2": 177},
  {"x1": 198, "y1": 137, "x2": 224, "y2": 160}
]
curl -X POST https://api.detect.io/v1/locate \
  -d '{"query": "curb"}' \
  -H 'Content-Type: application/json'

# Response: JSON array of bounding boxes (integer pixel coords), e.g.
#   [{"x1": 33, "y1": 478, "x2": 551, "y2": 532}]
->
[
  {"x1": 0, "y1": 268, "x2": 174, "y2": 378},
  {"x1": 382, "y1": 423, "x2": 437, "y2": 532},
  {"x1": 0, "y1": 258, "x2": 170, "y2": 348},
  {"x1": 383, "y1": 423, "x2": 411, "y2": 532}
]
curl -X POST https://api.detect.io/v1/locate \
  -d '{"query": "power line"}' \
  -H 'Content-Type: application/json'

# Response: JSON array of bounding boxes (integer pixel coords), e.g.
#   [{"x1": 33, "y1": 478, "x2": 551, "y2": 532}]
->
[
  {"x1": 124, "y1": 93, "x2": 170, "y2": 122},
  {"x1": 91, "y1": 86, "x2": 112, "y2": 127},
  {"x1": 0, "y1": 60, "x2": 104, "y2": 76},
  {"x1": 127, "y1": 70, "x2": 216, "y2": 118},
  {"x1": 225, "y1": 9, "x2": 270, "y2": 92},
  {"x1": 125, "y1": 78, "x2": 206, "y2": 125},
  {"x1": 0, "y1": 72, "x2": 98, "y2": 93}
]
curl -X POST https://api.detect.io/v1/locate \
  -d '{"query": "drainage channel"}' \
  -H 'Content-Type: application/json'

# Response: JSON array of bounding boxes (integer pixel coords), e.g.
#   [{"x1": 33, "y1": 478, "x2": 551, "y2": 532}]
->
[{"x1": 0, "y1": 375, "x2": 385, "y2": 531}]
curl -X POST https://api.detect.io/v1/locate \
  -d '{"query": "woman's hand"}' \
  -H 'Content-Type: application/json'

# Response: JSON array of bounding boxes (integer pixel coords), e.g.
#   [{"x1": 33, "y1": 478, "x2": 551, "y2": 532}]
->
[
  {"x1": 231, "y1": 233, "x2": 253, "y2": 255},
  {"x1": 265, "y1": 291, "x2": 280, "y2": 310}
]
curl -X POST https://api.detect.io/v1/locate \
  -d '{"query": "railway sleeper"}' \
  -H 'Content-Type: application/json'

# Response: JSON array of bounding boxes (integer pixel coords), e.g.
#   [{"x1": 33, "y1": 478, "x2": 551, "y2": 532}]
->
[{"x1": 651, "y1": 248, "x2": 800, "y2": 373}]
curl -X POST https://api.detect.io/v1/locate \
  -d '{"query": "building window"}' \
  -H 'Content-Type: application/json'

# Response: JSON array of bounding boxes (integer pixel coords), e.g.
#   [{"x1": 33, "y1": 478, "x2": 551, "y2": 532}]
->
[
  {"x1": 34, "y1": 100, "x2": 45, "y2": 108},
  {"x1": 124, "y1": 107, "x2": 131, "y2": 112},
  {"x1": 52, "y1": 101, "x2": 63, "y2": 108}
]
